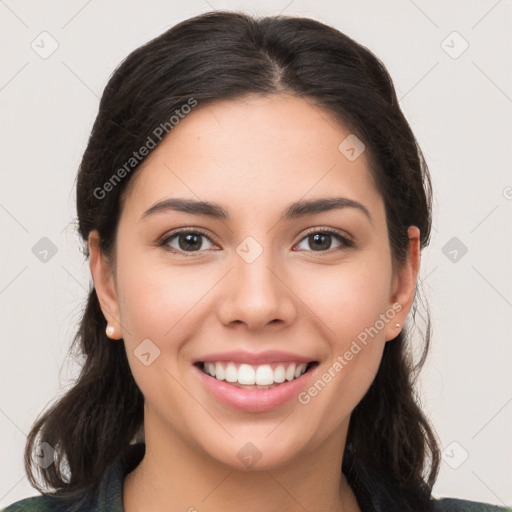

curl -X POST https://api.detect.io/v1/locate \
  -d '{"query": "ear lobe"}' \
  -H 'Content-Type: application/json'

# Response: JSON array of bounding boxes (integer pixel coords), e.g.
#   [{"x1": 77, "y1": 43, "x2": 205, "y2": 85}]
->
[
  {"x1": 384, "y1": 226, "x2": 421, "y2": 342},
  {"x1": 88, "y1": 230, "x2": 123, "y2": 339}
]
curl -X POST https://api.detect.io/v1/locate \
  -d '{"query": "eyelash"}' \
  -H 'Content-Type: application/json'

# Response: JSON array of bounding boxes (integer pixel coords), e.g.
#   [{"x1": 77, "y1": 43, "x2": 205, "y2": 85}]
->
[{"x1": 158, "y1": 227, "x2": 354, "y2": 257}]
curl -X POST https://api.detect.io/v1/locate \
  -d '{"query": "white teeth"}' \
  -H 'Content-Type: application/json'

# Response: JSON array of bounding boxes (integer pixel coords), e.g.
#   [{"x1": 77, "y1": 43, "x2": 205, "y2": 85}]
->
[
  {"x1": 225, "y1": 363, "x2": 238, "y2": 383},
  {"x1": 201, "y1": 361, "x2": 310, "y2": 386},
  {"x1": 238, "y1": 364, "x2": 255, "y2": 385},
  {"x1": 205, "y1": 362, "x2": 215, "y2": 377},
  {"x1": 285, "y1": 365, "x2": 296, "y2": 381},
  {"x1": 294, "y1": 364, "x2": 305, "y2": 379},
  {"x1": 215, "y1": 362, "x2": 225, "y2": 381},
  {"x1": 274, "y1": 365, "x2": 286, "y2": 383},
  {"x1": 255, "y1": 365, "x2": 274, "y2": 385}
]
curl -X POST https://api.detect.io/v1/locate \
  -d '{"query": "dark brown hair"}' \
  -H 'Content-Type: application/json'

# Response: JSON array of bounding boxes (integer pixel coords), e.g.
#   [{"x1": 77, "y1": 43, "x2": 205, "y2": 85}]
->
[{"x1": 23, "y1": 10, "x2": 440, "y2": 509}]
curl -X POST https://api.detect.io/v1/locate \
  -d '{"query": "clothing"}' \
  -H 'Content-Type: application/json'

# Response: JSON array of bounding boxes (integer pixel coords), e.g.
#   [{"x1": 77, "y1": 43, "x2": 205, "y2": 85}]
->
[{"x1": 2, "y1": 443, "x2": 510, "y2": 511}]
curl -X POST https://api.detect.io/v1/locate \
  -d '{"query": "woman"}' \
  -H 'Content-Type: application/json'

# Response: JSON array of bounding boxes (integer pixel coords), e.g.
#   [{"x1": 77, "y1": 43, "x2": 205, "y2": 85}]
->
[{"x1": 3, "y1": 10, "x2": 510, "y2": 512}]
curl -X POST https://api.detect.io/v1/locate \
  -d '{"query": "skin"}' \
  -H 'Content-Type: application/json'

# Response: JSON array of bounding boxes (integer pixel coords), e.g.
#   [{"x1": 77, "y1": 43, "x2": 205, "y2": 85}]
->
[{"x1": 89, "y1": 94, "x2": 420, "y2": 512}]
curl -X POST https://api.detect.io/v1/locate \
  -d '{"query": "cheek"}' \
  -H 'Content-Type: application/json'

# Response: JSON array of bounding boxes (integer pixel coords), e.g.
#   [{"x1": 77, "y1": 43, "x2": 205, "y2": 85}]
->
[
  {"x1": 294, "y1": 262, "x2": 391, "y2": 437},
  {"x1": 295, "y1": 251, "x2": 392, "y2": 397},
  {"x1": 299, "y1": 253, "x2": 393, "y2": 344},
  {"x1": 116, "y1": 254, "x2": 218, "y2": 340},
  {"x1": 114, "y1": 257, "x2": 214, "y2": 406},
  {"x1": 114, "y1": 255, "x2": 227, "y2": 399}
]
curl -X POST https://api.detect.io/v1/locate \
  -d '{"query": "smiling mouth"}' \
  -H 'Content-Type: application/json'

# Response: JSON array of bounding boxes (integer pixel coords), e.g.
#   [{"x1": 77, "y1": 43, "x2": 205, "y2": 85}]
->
[{"x1": 194, "y1": 361, "x2": 319, "y2": 390}]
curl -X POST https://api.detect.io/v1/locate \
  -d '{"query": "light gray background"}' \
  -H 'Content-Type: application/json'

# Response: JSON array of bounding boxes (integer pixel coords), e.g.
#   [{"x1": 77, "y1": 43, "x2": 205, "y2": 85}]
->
[{"x1": 1, "y1": 0, "x2": 511, "y2": 507}]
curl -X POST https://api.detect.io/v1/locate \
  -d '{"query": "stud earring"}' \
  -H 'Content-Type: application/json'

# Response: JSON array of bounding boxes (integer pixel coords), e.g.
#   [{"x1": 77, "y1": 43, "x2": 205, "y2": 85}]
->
[
  {"x1": 395, "y1": 322, "x2": 401, "y2": 328},
  {"x1": 106, "y1": 325, "x2": 115, "y2": 338}
]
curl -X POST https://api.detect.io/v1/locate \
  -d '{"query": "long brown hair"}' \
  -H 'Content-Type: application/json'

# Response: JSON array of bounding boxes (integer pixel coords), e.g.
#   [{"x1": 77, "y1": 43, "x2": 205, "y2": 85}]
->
[{"x1": 24, "y1": 10, "x2": 440, "y2": 508}]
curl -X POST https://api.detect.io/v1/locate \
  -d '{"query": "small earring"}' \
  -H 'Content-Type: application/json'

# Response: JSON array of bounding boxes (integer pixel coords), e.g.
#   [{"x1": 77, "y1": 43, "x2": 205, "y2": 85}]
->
[
  {"x1": 395, "y1": 322, "x2": 401, "y2": 328},
  {"x1": 106, "y1": 325, "x2": 115, "y2": 338}
]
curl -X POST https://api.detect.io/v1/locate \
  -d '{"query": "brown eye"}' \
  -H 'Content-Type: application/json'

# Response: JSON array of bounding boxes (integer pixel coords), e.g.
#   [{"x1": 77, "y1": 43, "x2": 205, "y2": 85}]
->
[
  {"x1": 161, "y1": 230, "x2": 217, "y2": 255},
  {"x1": 295, "y1": 229, "x2": 353, "y2": 253}
]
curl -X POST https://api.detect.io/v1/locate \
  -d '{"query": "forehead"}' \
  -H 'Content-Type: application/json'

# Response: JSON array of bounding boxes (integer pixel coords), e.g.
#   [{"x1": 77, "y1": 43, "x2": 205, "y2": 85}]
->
[{"x1": 120, "y1": 94, "x2": 384, "y2": 225}]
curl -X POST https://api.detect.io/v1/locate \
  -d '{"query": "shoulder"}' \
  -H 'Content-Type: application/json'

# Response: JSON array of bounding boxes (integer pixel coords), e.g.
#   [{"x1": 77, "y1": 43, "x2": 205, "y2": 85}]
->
[
  {"x1": 430, "y1": 497, "x2": 512, "y2": 512},
  {"x1": 2, "y1": 496, "x2": 53, "y2": 512},
  {"x1": 2, "y1": 443, "x2": 145, "y2": 512},
  {"x1": 2, "y1": 491, "x2": 94, "y2": 512}
]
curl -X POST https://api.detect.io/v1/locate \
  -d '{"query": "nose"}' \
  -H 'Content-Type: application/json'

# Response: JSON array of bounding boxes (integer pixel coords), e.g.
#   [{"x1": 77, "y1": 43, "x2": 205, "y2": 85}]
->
[{"x1": 216, "y1": 246, "x2": 297, "y2": 331}]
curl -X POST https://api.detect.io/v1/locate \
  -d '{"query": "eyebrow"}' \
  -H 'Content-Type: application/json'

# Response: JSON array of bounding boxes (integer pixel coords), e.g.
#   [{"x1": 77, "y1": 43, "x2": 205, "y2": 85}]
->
[{"x1": 140, "y1": 196, "x2": 372, "y2": 224}]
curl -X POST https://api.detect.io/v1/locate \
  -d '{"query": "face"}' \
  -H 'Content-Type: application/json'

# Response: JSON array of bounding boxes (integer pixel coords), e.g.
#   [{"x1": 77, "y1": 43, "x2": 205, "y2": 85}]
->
[{"x1": 90, "y1": 94, "x2": 419, "y2": 470}]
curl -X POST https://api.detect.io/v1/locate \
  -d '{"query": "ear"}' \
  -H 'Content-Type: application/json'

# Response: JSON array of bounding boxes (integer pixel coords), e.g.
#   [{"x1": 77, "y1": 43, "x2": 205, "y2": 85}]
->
[
  {"x1": 384, "y1": 226, "x2": 421, "y2": 342},
  {"x1": 88, "y1": 230, "x2": 123, "y2": 340}
]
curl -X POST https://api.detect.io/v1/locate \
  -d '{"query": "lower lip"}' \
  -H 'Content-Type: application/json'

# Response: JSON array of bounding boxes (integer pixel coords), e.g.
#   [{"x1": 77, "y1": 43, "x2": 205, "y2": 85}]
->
[{"x1": 194, "y1": 364, "x2": 316, "y2": 412}]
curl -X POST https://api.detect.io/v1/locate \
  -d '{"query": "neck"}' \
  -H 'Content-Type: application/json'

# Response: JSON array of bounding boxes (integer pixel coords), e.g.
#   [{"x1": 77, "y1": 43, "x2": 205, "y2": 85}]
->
[{"x1": 123, "y1": 413, "x2": 360, "y2": 512}]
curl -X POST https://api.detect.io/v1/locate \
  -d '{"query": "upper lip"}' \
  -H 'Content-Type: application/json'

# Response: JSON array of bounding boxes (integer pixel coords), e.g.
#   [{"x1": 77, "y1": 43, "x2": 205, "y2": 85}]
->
[{"x1": 193, "y1": 350, "x2": 317, "y2": 366}]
